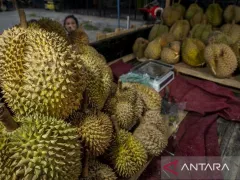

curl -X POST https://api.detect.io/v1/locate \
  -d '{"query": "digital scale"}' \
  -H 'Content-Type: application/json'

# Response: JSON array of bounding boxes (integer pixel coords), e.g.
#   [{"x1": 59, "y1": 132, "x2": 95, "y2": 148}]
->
[{"x1": 130, "y1": 60, "x2": 175, "y2": 92}]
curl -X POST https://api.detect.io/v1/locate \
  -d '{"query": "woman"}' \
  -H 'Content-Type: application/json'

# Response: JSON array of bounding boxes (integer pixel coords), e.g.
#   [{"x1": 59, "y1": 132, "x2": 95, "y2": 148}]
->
[{"x1": 63, "y1": 15, "x2": 79, "y2": 33}]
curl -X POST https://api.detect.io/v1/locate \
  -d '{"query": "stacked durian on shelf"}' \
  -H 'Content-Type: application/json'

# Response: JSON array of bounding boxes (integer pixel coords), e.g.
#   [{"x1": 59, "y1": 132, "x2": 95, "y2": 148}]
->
[
  {"x1": 132, "y1": 0, "x2": 240, "y2": 79},
  {"x1": 0, "y1": 7, "x2": 169, "y2": 180}
]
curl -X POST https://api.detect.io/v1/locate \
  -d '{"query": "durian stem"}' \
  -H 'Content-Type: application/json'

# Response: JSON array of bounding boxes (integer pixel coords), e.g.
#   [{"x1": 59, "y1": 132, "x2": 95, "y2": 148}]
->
[
  {"x1": 212, "y1": 0, "x2": 215, "y2": 3},
  {"x1": 178, "y1": 0, "x2": 181, "y2": 4},
  {"x1": 195, "y1": 0, "x2": 198, "y2": 3},
  {"x1": 82, "y1": 149, "x2": 89, "y2": 178},
  {"x1": 111, "y1": 115, "x2": 120, "y2": 134},
  {"x1": 18, "y1": 9, "x2": 28, "y2": 28},
  {"x1": 0, "y1": 103, "x2": 19, "y2": 132}
]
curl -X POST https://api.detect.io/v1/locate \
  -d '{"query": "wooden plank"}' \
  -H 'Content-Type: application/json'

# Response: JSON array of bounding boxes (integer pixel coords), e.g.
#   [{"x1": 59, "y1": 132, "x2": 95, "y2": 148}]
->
[
  {"x1": 107, "y1": 53, "x2": 135, "y2": 66},
  {"x1": 174, "y1": 62, "x2": 240, "y2": 90}
]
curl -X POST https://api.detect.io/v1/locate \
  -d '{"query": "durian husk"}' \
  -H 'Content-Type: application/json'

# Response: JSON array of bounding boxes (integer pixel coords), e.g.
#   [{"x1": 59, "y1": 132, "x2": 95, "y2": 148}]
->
[
  {"x1": 220, "y1": 24, "x2": 240, "y2": 44},
  {"x1": 78, "y1": 112, "x2": 113, "y2": 156},
  {"x1": 185, "y1": 3, "x2": 203, "y2": 20},
  {"x1": 204, "y1": 43, "x2": 238, "y2": 78},
  {"x1": 133, "y1": 123, "x2": 168, "y2": 156},
  {"x1": 191, "y1": 24, "x2": 212, "y2": 44},
  {"x1": 0, "y1": 113, "x2": 82, "y2": 179},
  {"x1": 207, "y1": 30, "x2": 233, "y2": 45},
  {"x1": 0, "y1": 27, "x2": 87, "y2": 119},
  {"x1": 205, "y1": 3, "x2": 223, "y2": 27},
  {"x1": 68, "y1": 27, "x2": 89, "y2": 45},
  {"x1": 88, "y1": 160, "x2": 117, "y2": 180},
  {"x1": 169, "y1": 20, "x2": 190, "y2": 41},
  {"x1": 132, "y1": 37, "x2": 149, "y2": 59},
  {"x1": 162, "y1": 6, "x2": 182, "y2": 27},
  {"x1": 144, "y1": 37, "x2": 162, "y2": 59},
  {"x1": 110, "y1": 129, "x2": 147, "y2": 178},
  {"x1": 223, "y1": 5, "x2": 240, "y2": 24},
  {"x1": 182, "y1": 38, "x2": 206, "y2": 67}
]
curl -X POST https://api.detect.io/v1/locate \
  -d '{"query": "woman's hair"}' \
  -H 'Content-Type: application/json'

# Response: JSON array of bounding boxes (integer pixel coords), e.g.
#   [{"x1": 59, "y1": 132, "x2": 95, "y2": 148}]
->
[{"x1": 63, "y1": 15, "x2": 79, "y2": 28}]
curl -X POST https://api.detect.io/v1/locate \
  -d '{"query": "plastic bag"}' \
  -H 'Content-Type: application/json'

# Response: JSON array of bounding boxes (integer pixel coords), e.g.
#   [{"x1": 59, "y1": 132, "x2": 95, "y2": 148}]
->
[{"x1": 119, "y1": 72, "x2": 152, "y2": 87}]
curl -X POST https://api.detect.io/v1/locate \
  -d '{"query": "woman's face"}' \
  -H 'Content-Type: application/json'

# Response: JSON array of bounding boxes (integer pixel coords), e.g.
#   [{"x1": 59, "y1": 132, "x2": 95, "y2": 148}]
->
[{"x1": 65, "y1": 18, "x2": 77, "y2": 32}]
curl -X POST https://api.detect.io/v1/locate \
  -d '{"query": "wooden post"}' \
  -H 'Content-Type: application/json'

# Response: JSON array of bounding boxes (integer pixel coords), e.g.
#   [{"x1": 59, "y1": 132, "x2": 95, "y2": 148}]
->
[{"x1": 0, "y1": 103, "x2": 19, "y2": 132}]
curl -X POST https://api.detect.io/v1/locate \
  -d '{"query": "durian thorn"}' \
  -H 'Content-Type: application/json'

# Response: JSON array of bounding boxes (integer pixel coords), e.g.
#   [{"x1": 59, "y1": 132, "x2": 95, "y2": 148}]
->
[
  {"x1": 82, "y1": 149, "x2": 90, "y2": 178},
  {"x1": 0, "y1": 103, "x2": 19, "y2": 132},
  {"x1": 211, "y1": 66, "x2": 217, "y2": 75},
  {"x1": 111, "y1": 115, "x2": 120, "y2": 134},
  {"x1": 18, "y1": 9, "x2": 28, "y2": 28}
]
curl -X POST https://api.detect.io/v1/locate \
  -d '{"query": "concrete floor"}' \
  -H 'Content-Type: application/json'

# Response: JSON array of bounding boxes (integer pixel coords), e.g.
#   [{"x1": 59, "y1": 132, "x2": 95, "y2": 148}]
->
[{"x1": 0, "y1": 8, "x2": 145, "y2": 42}]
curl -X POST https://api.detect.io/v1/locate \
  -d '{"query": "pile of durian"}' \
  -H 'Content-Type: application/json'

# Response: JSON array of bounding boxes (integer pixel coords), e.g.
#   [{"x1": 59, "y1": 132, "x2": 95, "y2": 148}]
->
[
  {"x1": 0, "y1": 12, "x2": 169, "y2": 179},
  {"x1": 133, "y1": 0, "x2": 240, "y2": 79}
]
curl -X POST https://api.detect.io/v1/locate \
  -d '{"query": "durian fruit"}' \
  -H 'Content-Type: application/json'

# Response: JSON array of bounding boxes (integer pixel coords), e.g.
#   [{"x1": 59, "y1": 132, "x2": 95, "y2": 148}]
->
[
  {"x1": 148, "y1": 24, "x2": 169, "y2": 42},
  {"x1": 159, "y1": 32, "x2": 175, "y2": 47},
  {"x1": 169, "y1": 20, "x2": 190, "y2": 41},
  {"x1": 182, "y1": 38, "x2": 206, "y2": 67},
  {"x1": 34, "y1": 17, "x2": 67, "y2": 39},
  {"x1": 122, "y1": 83, "x2": 162, "y2": 111},
  {"x1": 190, "y1": 11, "x2": 208, "y2": 27},
  {"x1": 204, "y1": 43, "x2": 238, "y2": 78},
  {"x1": 144, "y1": 37, "x2": 162, "y2": 59},
  {"x1": 191, "y1": 24, "x2": 212, "y2": 44},
  {"x1": 230, "y1": 40, "x2": 240, "y2": 70},
  {"x1": 68, "y1": 28, "x2": 89, "y2": 45},
  {"x1": 172, "y1": 1, "x2": 186, "y2": 18},
  {"x1": 185, "y1": 3, "x2": 203, "y2": 20},
  {"x1": 0, "y1": 113, "x2": 82, "y2": 179},
  {"x1": 103, "y1": 96, "x2": 118, "y2": 115},
  {"x1": 220, "y1": 24, "x2": 240, "y2": 44},
  {"x1": 110, "y1": 129, "x2": 147, "y2": 178},
  {"x1": 88, "y1": 160, "x2": 117, "y2": 180},
  {"x1": 162, "y1": 6, "x2": 182, "y2": 27},
  {"x1": 161, "y1": 41, "x2": 181, "y2": 64},
  {"x1": 78, "y1": 112, "x2": 113, "y2": 156},
  {"x1": 79, "y1": 49, "x2": 112, "y2": 110},
  {"x1": 133, "y1": 123, "x2": 168, "y2": 156},
  {"x1": 141, "y1": 110, "x2": 168, "y2": 134},
  {"x1": 223, "y1": 5, "x2": 240, "y2": 24},
  {"x1": 207, "y1": 31, "x2": 233, "y2": 45},
  {"x1": 206, "y1": 3, "x2": 223, "y2": 27},
  {"x1": 132, "y1": 37, "x2": 149, "y2": 59},
  {"x1": 0, "y1": 27, "x2": 87, "y2": 119},
  {"x1": 114, "y1": 101, "x2": 135, "y2": 130}
]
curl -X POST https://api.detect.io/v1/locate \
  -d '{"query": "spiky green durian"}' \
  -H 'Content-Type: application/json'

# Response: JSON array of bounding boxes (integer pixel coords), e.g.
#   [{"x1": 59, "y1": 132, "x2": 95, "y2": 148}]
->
[
  {"x1": 191, "y1": 24, "x2": 212, "y2": 44},
  {"x1": 220, "y1": 24, "x2": 240, "y2": 44},
  {"x1": 35, "y1": 17, "x2": 67, "y2": 39},
  {"x1": 204, "y1": 43, "x2": 238, "y2": 78},
  {"x1": 172, "y1": 2, "x2": 186, "y2": 18},
  {"x1": 162, "y1": 6, "x2": 182, "y2": 27},
  {"x1": 169, "y1": 20, "x2": 190, "y2": 41},
  {"x1": 144, "y1": 37, "x2": 162, "y2": 59},
  {"x1": 122, "y1": 83, "x2": 162, "y2": 111},
  {"x1": 88, "y1": 160, "x2": 117, "y2": 180},
  {"x1": 207, "y1": 31, "x2": 233, "y2": 45},
  {"x1": 190, "y1": 11, "x2": 208, "y2": 27},
  {"x1": 182, "y1": 38, "x2": 206, "y2": 67},
  {"x1": 161, "y1": 46, "x2": 180, "y2": 64},
  {"x1": 133, "y1": 124, "x2": 168, "y2": 156},
  {"x1": 148, "y1": 24, "x2": 169, "y2": 41},
  {"x1": 0, "y1": 113, "x2": 81, "y2": 180},
  {"x1": 185, "y1": 3, "x2": 203, "y2": 20},
  {"x1": 114, "y1": 101, "x2": 135, "y2": 130},
  {"x1": 79, "y1": 50, "x2": 112, "y2": 110},
  {"x1": 68, "y1": 28, "x2": 89, "y2": 45},
  {"x1": 132, "y1": 37, "x2": 149, "y2": 59},
  {"x1": 206, "y1": 3, "x2": 223, "y2": 27},
  {"x1": 78, "y1": 112, "x2": 113, "y2": 156},
  {"x1": 0, "y1": 27, "x2": 87, "y2": 119},
  {"x1": 110, "y1": 130, "x2": 147, "y2": 178},
  {"x1": 223, "y1": 5, "x2": 240, "y2": 24}
]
